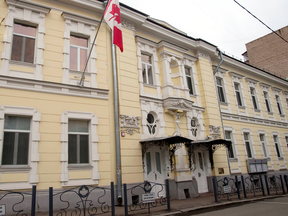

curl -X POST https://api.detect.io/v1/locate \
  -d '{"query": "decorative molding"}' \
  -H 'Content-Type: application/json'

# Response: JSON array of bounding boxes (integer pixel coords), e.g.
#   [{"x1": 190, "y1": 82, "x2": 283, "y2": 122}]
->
[
  {"x1": 209, "y1": 125, "x2": 221, "y2": 139},
  {"x1": 196, "y1": 50, "x2": 211, "y2": 61},
  {"x1": 272, "y1": 87, "x2": 282, "y2": 95},
  {"x1": 6, "y1": 0, "x2": 51, "y2": 14},
  {"x1": 120, "y1": 115, "x2": 140, "y2": 135},
  {"x1": 61, "y1": 12, "x2": 99, "y2": 27},
  {"x1": 222, "y1": 112, "x2": 288, "y2": 128},
  {"x1": 166, "y1": 110, "x2": 184, "y2": 136},
  {"x1": 121, "y1": 19, "x2": 136, "y2": 31},
  {"x1": 260, "y1": 82, "x2": 271, "y2": 90},
  {"x1": 245, "y1": 77, "x2": 259, "y2": 84},
  {"x1": 157, "y1": 41, "x2": 188, "y2": 54},
  {"x1": 0, "y1": 75, "x2": 109, "y2": 100},
  {"x1": 163, "y1": 98, "x2": 194, "y2": 112},
  {"x1": 229, "y1": 71, "x2": 245, "y2": 83}
]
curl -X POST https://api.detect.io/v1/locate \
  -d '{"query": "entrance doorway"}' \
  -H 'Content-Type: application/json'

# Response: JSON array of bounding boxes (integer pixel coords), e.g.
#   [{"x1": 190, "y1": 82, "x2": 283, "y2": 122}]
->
[
  {"x1": 194, "y1": 150, "x2": 208, "y2": 193},
  {"x1": 145, "y1": 147, "x2": 166, "y2": 197}
]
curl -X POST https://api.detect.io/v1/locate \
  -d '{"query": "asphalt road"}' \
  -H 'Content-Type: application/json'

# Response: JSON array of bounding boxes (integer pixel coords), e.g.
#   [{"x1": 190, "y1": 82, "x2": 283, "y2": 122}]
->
[{"x1": 186, "y1": 196, "x2": 288, "y2": 216}]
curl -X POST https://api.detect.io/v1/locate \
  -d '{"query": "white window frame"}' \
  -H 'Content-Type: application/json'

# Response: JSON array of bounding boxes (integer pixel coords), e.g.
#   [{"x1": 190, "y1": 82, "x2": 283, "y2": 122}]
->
[
  {"x1": 285, "y1": 133, "x2": 288, "y2": 152},
  {"x1": 216, "y1": 77, "x2": 226, "y2": 103},
  {"x1": 258, "y1": 130, "x2": 274, "y2": 170},
  {"x1": 250, "y1": 87, "x2": 259, "y2": 111},
  {"x1": 0, "y1": 105, "x2": 40, "y2": 189},
  {"x1": 224, "y1": 126, "x2": 241, "y2": 174},
  {"x1": 61, "y1": 111, "x2": 99, "y2": 186},
  {"x1": 259, "y1": 133, "x2": 269, "y2": 158},
  {"x1": 242, "y1": 129, "x2": 256, "y2": 159},
  {"x1": 141, "y1": 53, "x2": 154, "y2": 85},
  {"x1": 234, "y1": 82, "x2": 243, "y2": 107},
  {"x1": 185, "y1": 66, "x2": 194, "y2": 95},
  {"x1": 62, "y1": 13, "x2": 98, "y2": 87},
  {"x1": 271, "y1": 132, "x2": 287, "y2": 170},
  {"x1": 272, "y1": 88, "x2": 285, "y2": 118},
  {"x1": 0, "y1": 0, "x2": 50, "y2": 80},
  {"x1": 225, "y1": 130, "x2": 235, "y2": 159},
  {"x1": 136, "y1": 37, "x2": 161, "y2": 98},
  {"x1": 70, "y1": 35, "x2": 88, "y2": 71}
]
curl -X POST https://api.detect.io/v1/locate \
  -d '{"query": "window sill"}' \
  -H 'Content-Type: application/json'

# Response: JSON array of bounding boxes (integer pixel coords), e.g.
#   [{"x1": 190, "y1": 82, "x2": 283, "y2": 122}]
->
[
  {"x1": 229, "y1": 158, "x2": 238, "y2": 162},
  {"x1": 278, "y1": 157, "x2": 284, "y2": 161},
  {"x1": 220, "y1": 102, "x2": 228, "y2": 106},
  {"x1": 69, "y1": 69, "x2": 91, "y2": 75},
  {"x1": 238, "y1": 105, "x2": 246, "y2": 110},
  {"x1": 10, "y1": 60, "x2": 36, "y2": 68},
  {"x1": 280, "y1": 114, "x2": 285, "y2": 118},
  {"x1": 0, "y1": 165, "x2": 31, "y2": 172},
  {"x1": 268, "y1": 112, "x2": 274, "y2": 115},
  {"x1": 68, "y1": 164, "x2": 93, "y2": 170},
  {"x1": 254, "y1": 109, "x2": 261, "y2": 113},
  {"x1": 143, "y1": 83, "x2": 157, "y2": 88}
]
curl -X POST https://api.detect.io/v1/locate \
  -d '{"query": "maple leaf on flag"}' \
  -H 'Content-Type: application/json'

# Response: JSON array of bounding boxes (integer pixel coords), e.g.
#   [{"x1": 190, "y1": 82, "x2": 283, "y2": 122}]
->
[{"x1": 109, "y1": 4, "x2": 121, "y2": 24}]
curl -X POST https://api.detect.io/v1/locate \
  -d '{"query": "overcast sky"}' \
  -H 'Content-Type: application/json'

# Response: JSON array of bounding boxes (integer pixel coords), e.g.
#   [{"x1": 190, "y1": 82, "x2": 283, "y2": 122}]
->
[{"x1": 120, "y1": 0, "x2": 288, "y2": 60}]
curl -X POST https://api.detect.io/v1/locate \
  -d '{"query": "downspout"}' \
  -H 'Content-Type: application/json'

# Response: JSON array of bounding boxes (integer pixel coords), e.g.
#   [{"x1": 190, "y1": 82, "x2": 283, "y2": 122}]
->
[
  {"x1": 213, "y1": 49, "x2": 232, "y2": 176},
  {"x1": 111, "y1": 24, "x2": 122, "y2": 205}
]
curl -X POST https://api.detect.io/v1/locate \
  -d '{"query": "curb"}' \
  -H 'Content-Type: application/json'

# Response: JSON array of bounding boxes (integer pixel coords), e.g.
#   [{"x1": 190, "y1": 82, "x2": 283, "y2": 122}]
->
[{"x1": 155, "y1": 194, "x2": 288, "y2": 216}]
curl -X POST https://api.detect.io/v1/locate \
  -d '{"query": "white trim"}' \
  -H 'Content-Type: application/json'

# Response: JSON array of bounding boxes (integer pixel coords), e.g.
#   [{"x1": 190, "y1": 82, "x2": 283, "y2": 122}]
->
[
  {"x1": 60, "y1": 111, "x2": 99, "y2": 186},
  {"x1": 0, "y1": 1, "x2": 50, "y2": 80},
  {"x1": 0, "y1": 75, "x2": 109, "y2": 100},
  {"x1": 241, "y1": 129, "x2": 256, "y2": 159},
  {"x1": 271, "y1": 132, "x2": 287, "y2": 170},
  {"x1": 224, "y1": 126, "x2": 241, "y2": 174},
  {"x1": 0, "y1": 105, "x2": 40, "y2": 188},
  {"x1": 136, "y1": 37, "x2": 162, "y2": 99},
  {"x1": 61, "y1": 12, "x2": 99, "y2": 87},
  {"x1": 273, "y1": 89, "x2": 286, "y2": 121},
  {"x1": 215, "y1": 70, "x2": 232, "y2": 113},
  {"x1": 246, "y1": 79, "x2": 263, "y2": 118},
  {"x1": 257, "y1": 130, "x2": 274, "y2": 171},
  {"x1": 260, "y1": 84, "x2": 275, "y2": 120}
]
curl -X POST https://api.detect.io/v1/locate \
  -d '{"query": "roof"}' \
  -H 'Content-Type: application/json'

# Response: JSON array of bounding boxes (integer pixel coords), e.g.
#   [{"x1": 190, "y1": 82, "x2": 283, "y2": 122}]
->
[{"x1": 140, "y1": 135, "x2": 193, "y2": 145}]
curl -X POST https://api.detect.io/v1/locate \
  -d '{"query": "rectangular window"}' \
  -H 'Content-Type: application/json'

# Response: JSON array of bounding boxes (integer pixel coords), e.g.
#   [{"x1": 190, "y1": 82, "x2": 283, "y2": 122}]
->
[
  {"x1": 225, "y1": 131, "x2": 234, "y2": 158},
  {"x1": 263, "y1": 91, "x2": 271, "y2": 112},
  {"x1": 70, "y1": 35, "x2": 88, "y2": 71},
  {"x1": 275, "y1": 95, "x2": 283, "y2": 115},
  {"x1": 285, "y1": 136, "x2": 288, "y2": 150},
  {"x1": 273, "y1": 135, "x2": 281, "y2": 158},
  {"x1": 2, "y1": 116, "x2": 30, "y2": 165},
  {"x1": 250, "y1": 87, "x2": 258, "y2": 110},
  {"x1": 11, "y1": 23, "x2": 36, "y2": 64},
  {"x1": 216, "y1": 77, "x2": 226, "y2": 103},
  {"x1": 68, "y1": 120, "x2": 89, "y2": 164},
  {"x1": 286, "y1": 98, "x2": 288, "y2": 108},
  {"x1": 141, "y1": 53, "x2": 154, "y2": 85},
  {"x1": 185, "y1": 67, "x2": 194, "y2": 95},
  {"x1": 244, "y1": 132, "x2": 252, "y2": 158},
  {"x1": 234, "y1": 83, "x2": 243, "y2": 106},
  {"x1": 259, "y1": 134, "x2": 267, "y2": 158}
]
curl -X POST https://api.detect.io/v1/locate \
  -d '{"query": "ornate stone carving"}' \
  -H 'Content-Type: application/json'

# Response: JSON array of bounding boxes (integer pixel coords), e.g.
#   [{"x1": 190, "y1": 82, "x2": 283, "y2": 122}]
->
[
  {"x1": 196, "y1": 51, "x2": 211, "y2": 61},
  {"x1": 209, "y1": 125, "x2": 221, "y2": 139},
  {"x1": 120, "y1": 115, "x2": 140, "y2": 135},
  {"x1": 163, "y1": 98, "x2": 194, "y2": 112},
  {"x1": 121, "y1": 20, "x2": 135, "y2": 31}
]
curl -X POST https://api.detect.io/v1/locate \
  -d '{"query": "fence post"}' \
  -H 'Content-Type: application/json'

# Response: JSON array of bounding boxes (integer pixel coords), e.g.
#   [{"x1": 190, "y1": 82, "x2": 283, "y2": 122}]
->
[
  {"x1": 280, "y1": 175, "x2": 285, "y2": 194},
  {"x1": 265, "y1": 175, "x2": 270, "y2": 195},
  {"x1": 284, "y1": 175, "x2": 288, "y2": 193},
  {"x1": 111, "y1": 182, "x2": 115, "y2": 216},
  {"x1": 259, "y1": 175, "x2": 265, "y2": 196},
  {"x1": 241, "y1": 175, "x2": 247, "y2": 198},
  {"x1": 31, "y1": 185, "x2": 36, "y2": 216},
  {"x1": 212, "y1": 177, "x2": 218, "y2": 202},
  {"x1": 49, "y1": 187, "x2": 53, "y2": 216},
  {"x1": 124, "y1": 184, "x2": 128, "y2": 216},
  {"x1": 235, "y1": 176, "x2": 240, "y2": 199},
  {"x1": 165, "y1": 179, "x2": 171, "y2": 211}
]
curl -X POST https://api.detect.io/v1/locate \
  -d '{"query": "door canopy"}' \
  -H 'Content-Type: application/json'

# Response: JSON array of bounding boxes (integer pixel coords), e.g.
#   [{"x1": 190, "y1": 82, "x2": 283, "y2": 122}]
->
[
  {"x1": 185, "y1": 139, "x2": 232, "y2": 169},
  {"x1": 140, "y1": 135, "x2": 193, "y2": 170}
]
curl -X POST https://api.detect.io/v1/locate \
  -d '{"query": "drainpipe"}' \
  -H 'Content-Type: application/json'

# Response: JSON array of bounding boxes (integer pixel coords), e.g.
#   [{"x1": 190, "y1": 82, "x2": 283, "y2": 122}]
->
[
  {"x1": 111, "y1": 21, "x2": 122, "y2": 205},
  {"x1": 213, "y1": 49, "x2": 232, "y2": 176}
]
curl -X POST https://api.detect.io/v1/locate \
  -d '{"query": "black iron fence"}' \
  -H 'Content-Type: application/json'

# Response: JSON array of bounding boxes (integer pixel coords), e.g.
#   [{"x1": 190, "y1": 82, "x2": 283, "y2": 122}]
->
[
  {"x1": 0, "y1": 185, "x2": 36, "y2": 216},
  {"x1": 213, "y1": 174, "x2": 287, "y2": 202},
  {"x1": 49, "y1": 182, "x2": 115, "y2": 216},
  {"x1": 123, "y1": 179, "x2": 170, "y2": 216}
]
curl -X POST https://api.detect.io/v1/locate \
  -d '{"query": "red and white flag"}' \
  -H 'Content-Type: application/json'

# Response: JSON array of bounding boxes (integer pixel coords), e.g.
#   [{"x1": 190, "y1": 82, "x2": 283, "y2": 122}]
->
[{"x1": 104, "y1": 0, "x2": 123, "y2": 52}]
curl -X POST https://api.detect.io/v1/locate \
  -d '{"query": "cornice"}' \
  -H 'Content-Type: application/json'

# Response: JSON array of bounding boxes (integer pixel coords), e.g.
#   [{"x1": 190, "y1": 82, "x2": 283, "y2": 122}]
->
[
  {"x1": 222, "y1": 112, "x2": 288, "y2": 128},
  {"x1": 62, "y1": 12, "x2": 100, "y2": 26},
  {"x1": 259, "y1": 82, "x2": 271, "y2": 88},
  {"x1": 222, "y1": 55, "x2": 288, "y2": 87},
  {"x1": 212, "y1": 66, "x2": 228, "y2": 74},
  {"x1": 157, "y1": 41, "x2": 188, "y2": 54},
  {"x1": 183, "y1": 53, "x2": 198, "y2": 62},
  {"x1": 135, "y1": 36, "x2": 158, "y2": 48},
  {"x1": 272, "y1": 87, "x2": 282, "y2": 92},
  {"x1": 0, "y1": 75, "x2": 109, "y2": 100},
  {"x1": 245, "y1": 77, "x2": 259, "y2": 84},
  {"x1": 6, "y1": 0, "x2": 51, "y2": 14},
  {"x1": 229, "y1": 71, "x2": 245, "y2": 79},
  {"x1": 121, "y1": 19, "x2": 135, "y2": 31}
]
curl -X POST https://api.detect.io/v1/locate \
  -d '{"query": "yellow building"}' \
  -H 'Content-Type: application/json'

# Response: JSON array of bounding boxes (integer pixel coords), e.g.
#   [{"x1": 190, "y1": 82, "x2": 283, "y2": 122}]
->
[{"x1": 0, "y1": 0, "x2": 288, "y2": 209}]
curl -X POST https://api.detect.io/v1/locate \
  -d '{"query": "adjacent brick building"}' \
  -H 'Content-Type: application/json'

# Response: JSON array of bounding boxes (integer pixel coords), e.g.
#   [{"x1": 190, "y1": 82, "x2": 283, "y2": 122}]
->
[{"x1": 244, "y1": 25, "x2": 288, "y2": 79}]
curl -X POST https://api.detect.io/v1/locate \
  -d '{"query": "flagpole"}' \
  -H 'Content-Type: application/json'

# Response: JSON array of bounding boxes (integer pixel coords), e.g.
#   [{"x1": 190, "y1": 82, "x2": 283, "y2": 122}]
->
[{"x1": 79, "y1": 3, "x2": 109, "y2": 87}]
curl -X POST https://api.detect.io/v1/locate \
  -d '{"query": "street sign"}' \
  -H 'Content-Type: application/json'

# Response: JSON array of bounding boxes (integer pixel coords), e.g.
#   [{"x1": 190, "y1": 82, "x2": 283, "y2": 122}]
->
[
  {"x1": 0, "y1": 204, "x2": 5, "y2": 216},
  {"x1": 142, "y1": 193, "x2": 155, "y2": 203},
  {"x1": 223, "y1": 185, "x2": 231, "y2": 194}
]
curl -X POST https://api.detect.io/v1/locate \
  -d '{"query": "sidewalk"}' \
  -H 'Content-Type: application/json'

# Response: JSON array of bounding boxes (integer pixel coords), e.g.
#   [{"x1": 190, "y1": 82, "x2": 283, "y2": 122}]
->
[{"x1": 114, "y1": 192, "x2": 288, "y2": 216}]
